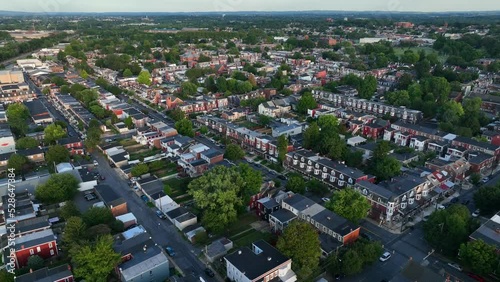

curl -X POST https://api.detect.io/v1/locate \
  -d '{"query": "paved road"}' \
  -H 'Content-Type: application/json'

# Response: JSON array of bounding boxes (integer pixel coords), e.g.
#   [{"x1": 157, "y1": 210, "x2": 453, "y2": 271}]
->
[{"x1": 93, "y1": 153, "x2": 217, "y2": 282}]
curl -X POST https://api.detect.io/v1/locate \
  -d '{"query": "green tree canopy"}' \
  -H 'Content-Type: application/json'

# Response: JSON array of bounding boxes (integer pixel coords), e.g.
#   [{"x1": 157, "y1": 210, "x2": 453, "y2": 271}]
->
[
  {"x1": 69, "y1": 235, "x2": 121, "y2": 282},
  {"x1": 60, "y1": 201, "x2": 81, "y2": 220},
  {"x1": 473, "y1": 184, "x2": 500, "y2": 215},
  {"x1": 181, "y1": 81, "x2": 198, "y2": 96},
  {"x1": 286, "y1": 174, "x2": 306, "y2": 194},
  {"x1": 6, "y1": 103, "x2": 29, "y2": 136},
  {"x1": 325, "y1": 188, "x2": 371, "y2": 223},
  {"x1": 62, "y1": 217, "x2": 87, "y2": 249},
  {"x1": 82, "y1": 207, "x2": 115, "y2": 227},
  {"x1": 35, "y1": 173, "x2": 79, "y2": 204},
  {"x1": 137, "y1": 70, "x2": 151, "y2": 86},
  {"x1": 224, "y1": 144, "x2": 245, "y2": 161},
  {"x1": 44, "y1": 124, "x2": 67, "y2": 144},
  {"x1": 303, "y1": 122, "x2": 320, "y2": 150},
  {"x1": 27, "y1": 255, "x2": 45, "y2": 271},
  {"x1": 7, "y1": 154, "x2": 30, "y2": 173},
  {"x1": 296, "y1": 92, "x2": 317, "y2": 114},
  {"x1": 175, "y1": 118, "x2": 194, "y2": 137},
  {"x1": 46, "y1": 144, "x2": 70, "y2": 166},
  {"x1": 358, "y1": 75, "x2": 377, "y2": 99},
  {"x1": 131, "y1": 163, "x2": 149, "y2": 177},
  {"x1": 277, "y1": 221, "x2": 321, "y2": 280},
  {"x1": 459, "y1": 239, "x2": 498, "y2": 276},
  {"x1": 277, "y1": 134, "x2": 288, "y2": 164},
  {"x1": 188, "y1": 166, "x2": 243, "y2": 233},
  {"x1": 169, "y1": 107, "x2": 185, "y2": 121},
  {"x1": 123, "y1": 68, "x2": 133, "y2": 77}
]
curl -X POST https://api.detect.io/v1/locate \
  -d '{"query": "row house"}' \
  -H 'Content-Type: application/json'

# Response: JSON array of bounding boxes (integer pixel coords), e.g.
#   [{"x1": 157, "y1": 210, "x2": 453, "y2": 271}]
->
[
  {"x1": 362, "y1": 119, "x2": 389, "y2": 139},
  {"x1": 221, "y1": 108, "x2": 248, "y2": 121},
  {"x1": 354, "y1": 173, "x2": 433, "y2": 226},
  {"x1": 58, "y1": 137, "x2": 84, "y2": 155},
  {"x1": 390, "y1": 120, "x2": 444, "y2": 141},
  {"x1": 451, "y1": 136, "x2": 500, "y2": 161},
  {"x1": 425, "y1": 158, "x2": 470, "y2": 183},
  {"x1": 8, "y1": 229, "x2": 59, "y2": 269},
  {"x1": 446, "y1": 146, "x2": 468, "y2": 159},
  {"x1": 312, "y1": 90, "x2": 423, "y2": 123},
  {"x1": 17, "y1": 147, "x2": 45, "y2": 164},
  {"x1": 394, "y1": 131, "x2": 412, "y2": 147},
  {"x1": 427, "y1": 140, "x2": 449, "y2": 157},
  {"x1": 409, "y1": 136, "x2": 430, "y2": 152},
  {"x1": 468, "y1": 152, "x2": 496, "y2": 174},
  {"x1": 284, "y1": 149, "x2": 369, "y2": 190},
  {"x1": 274, "y1": 194, "x2": 360, "y2": 256}
]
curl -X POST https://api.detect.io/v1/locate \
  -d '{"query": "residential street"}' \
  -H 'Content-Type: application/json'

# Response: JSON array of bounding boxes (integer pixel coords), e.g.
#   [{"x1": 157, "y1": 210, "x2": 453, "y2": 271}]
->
[{"x1": 93, "y1": 152, "x2": 218, "y2": 282}]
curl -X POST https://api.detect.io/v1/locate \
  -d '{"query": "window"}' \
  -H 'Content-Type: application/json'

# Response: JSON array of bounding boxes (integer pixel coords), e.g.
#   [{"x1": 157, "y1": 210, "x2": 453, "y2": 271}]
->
[
  {"x1": 49, "y1": 242, "x2": 53, "y2": 248},
  {"x1": 29, "y1": 249, "x2": 34, "y2": 255},
  {"x1": 401, "y1": 203, "x2": 407, "y2": 209},
  {"x1": 50, "y1": 249, "x2": 54, "y2": 256}
]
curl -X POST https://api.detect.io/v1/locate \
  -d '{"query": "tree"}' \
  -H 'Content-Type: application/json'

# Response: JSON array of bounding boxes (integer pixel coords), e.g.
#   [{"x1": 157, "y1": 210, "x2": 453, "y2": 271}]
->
[
  {"x1": 85, "y1": 124, "x2": 102, "y2": 152},
  {"x1": 358, "y1": 75, "x2": 377, "y2": 99},
  {"x1": 70, "y1": 235, "x2": 121, "y2": 282},
  {"x1": 80, "y1": 69, "x2": 89, "y2": 79},
  {"x1": 0, "y1": 270, "x2": 14, "y2": 282},
  {"x1": 341, "y1": 249, "x2": 364, "y2": 275},
  {"x1": 175, "y1": 118, "x2": 194, "y2": 137},
  {"x1": 6, "y1": 103, "x2": 29, "y2": 136},
  {"x1": 372, "y1": 157, "x2": 401, "y2": 181},
  {"x1": 473, "y1": 184, "x2": 500, "y2": 215},
  {"x1": 277, "y1": 134, "x2": 288, "y2": 164},
  {"x1": 386, "y1": 90, "x2": 410, "y2": 107},
  {"x1": 224, "y1": 144, "x2": 245, "y2": 161},
  {"x1": 199, "y1": 125, "x2": 208, "y2": 135},
  {"x1": 286, "y1": 174, "x2": 306, "y2": 194},
  {"x1": 82, "y1": 207, "x2": 115, "y2": 227},
  {"x1": 258, "y1": 115, "x2": 272, "y2": 126},
  {"x1": 216, "y1": 76, "x2": 228, "y2": 92},
  {"x1": 42, "y1": 87, "x2": 50, "y2": 95},
  {"x1": 7, "y1": 154, "x2": 29, "y2": 173},
  {"x1": 248, "y1": 73, "x2": 257, "y2": 87},
  {"x1": 35, "y1": 173, "x2": 79, "y2": 204},
  {"x1": 27, "y1": 255, "x2": 44, "y2": 271},
  {"x1": 440, "y1": 101, "x2": 464, "y2": 124},
  {"x1": 181, "y1": 81, "x2": 198, "y2": 96},
  {"x1": 303, "y1": 122, "x2": 320, "y2": 149},
  {"x1": 317, "y1": 115, "x2": 339, "y2": 130},
  {"x1": 62, "y1": 217, "x2": 87, "y2": 248},
  {"x1": 277, "y1": 221, "x2": 321, "y2": 280},
  {"x1": 188, "y1": 166, "x2": 244, "y2": 232},
  {"x1": 459, "y1": 239, "x2": 498, "y2": 276},
  {"x1": 423, "y1": 205, "x2": 472, "y2": 255},
  {"x1": 131, "y1": 163, "x2": 149, "y2": 177},
  {"x1": 46, "y1": 144, "x2": 70, "y2": 166},
  {"x1": 308, "y1": 179, "x2": 328, "y2": 196},
  {"x1": 137, "y1": 70, "x2": 151, "y2": 86},
  {"x1": 325, "y1": 188, "x2": 371, "y2": 223},
  {"x1": 123, "y1": 116, "x2": 133, "y2": 129},
  {"x1": 169, "y1": 108, "x2": 185, "y2": 121},
  {"x1": 237, "y1": 163, "x2": 263, "y2": 204},
  {"x1": 296, "y1": 92, "x2": 317, "y2": 114},
  {"x1": 44, "y1": 124, "x2": 67, "y2": 144},
  {"x1": 60, "y1": 201, "x2": 81, "y2": 220},
  {"x1": 123, "y1": 68, "x2": 133, "y2": 77},
  {"x1": 87, "y1": 224, "x2": 112, "y2": 238}
]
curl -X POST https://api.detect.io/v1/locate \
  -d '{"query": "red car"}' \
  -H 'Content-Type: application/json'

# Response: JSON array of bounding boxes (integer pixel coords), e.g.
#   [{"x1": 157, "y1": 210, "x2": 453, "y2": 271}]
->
[{"x1": 467, "y1": 273, "x2": 485, "y2": 282}]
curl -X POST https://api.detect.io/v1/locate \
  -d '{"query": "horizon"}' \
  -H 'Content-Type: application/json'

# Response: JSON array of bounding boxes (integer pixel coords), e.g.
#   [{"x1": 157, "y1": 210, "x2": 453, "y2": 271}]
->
[{"x1": 2, "y1": 0, "x2": 500, "y2": 14}]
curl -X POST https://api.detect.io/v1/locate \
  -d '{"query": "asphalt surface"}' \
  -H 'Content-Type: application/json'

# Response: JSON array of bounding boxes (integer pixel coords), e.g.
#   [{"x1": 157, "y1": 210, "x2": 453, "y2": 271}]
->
[{"x1": 93, "y1": 152, "x2": 217, "y2": 282}]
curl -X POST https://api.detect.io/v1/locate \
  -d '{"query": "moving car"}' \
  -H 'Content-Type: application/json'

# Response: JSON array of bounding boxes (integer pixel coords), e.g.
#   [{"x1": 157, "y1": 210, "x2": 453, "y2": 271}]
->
[
  {"x1": 379, "y1": 251, "x2": 392, "y2": 262},
  {"x1": 472, "y1": 209, "x2": 480, "y2": 217},
  {"x1": 447, "y1": 263, "x2": 462, "y2": 272},
  {"x1": 165, "y1": 246, "x2": 176, "y2": 257},
  {"x1": 155, "y1": 210, "x2": 166, "y2": 219},
  {"x1": 204, "y1": 268, "x2": 215, "y2": 277}
]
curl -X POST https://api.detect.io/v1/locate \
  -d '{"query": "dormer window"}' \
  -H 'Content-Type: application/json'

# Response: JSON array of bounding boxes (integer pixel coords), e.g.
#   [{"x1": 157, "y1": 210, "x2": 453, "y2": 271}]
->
[{"x1": 363, "y1": 189, "x2": 368, "y2": 195}]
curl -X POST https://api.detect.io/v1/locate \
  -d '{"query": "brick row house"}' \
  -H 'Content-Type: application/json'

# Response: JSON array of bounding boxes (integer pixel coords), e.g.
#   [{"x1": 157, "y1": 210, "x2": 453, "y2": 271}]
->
[
  {"x1": 195, "y1": 115, "x2": 293, "y2": 161},
  {"x1": 58, "y1": 137, "x2": 84, "y2": 155},
  {"x1": 284, "y1": 149, "x2": 370, "y2": 190},
  {"x1": 312, "y1": 90, "x2": 423, "y2": 124},
  {"x1": 176, "y1": 97, "x2": 229, "y2": 114}
]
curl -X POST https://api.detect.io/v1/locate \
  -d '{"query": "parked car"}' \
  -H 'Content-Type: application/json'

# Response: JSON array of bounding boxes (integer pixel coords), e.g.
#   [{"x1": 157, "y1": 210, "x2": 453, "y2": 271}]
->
[
  {"x1": 450, "y1": 198, "x2": 459, "y2": 204},
  {"x1": 447, "y1": 263, "x2": 462, "y2": 272},
  {"x1": 379, "y1": 251, "x2": 392, "y2": 262},
  {"x1": 437, "y1": 204, "x2": 446, "y2": 210},
  {"x1": 462, "y1": 199, "x2": 470, "y2": 205},
  {"x1": 131, "y1": 177, "x2": 138, "y2": 182},
  {"x1": 93, "y1": 160, "x2": 99, "y2": 166},
  {"x1": 423, "y1": 215, "x2": 430, "y2": 222},
  {"x1": 472, "y1": 209, "x2": 480, "y2": 217},
  {"x1": 204, "y1": 268, "x2": 215, "y2": 277},
  {"x1": 155, "y1": 210, "x2": 166, "y2": 219},
  {"x1": 141, "y1": 195, "x2": 149, "y2": 203},
  {"x1": 277, "y1": 175, "x2": 287, "y2": 180},
  {"x1": 84, "y1": 193, "x2": 96, "y2": 201},
  {"x1": 481, "y1": 177, "x2": 489, "y2": 183},
  {"x1": 165, "y1": 246, "x2": 175, "y2": 257},
  {"x1": 321, "y1": 197, "x2": 331, "y2": 203}
]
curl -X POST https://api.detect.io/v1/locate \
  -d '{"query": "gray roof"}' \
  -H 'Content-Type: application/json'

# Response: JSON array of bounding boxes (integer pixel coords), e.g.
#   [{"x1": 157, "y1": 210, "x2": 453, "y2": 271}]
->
[
  {"x1": 282, "y1": 194, "x2": 316, "y2": 213},
  {"x1": 312, "y1": 209, "x2": 358, "y2": 236},
  {"x1": 94, "y1": 184, "x2": 125, "y2": 207},
  {"x1": 270, "y1": 209, "x2": 297, "y2": 223},
  {"x1": 15, "y1": 264, "x2": 73, "y2": 282},
  {"x1": 225, "y1": 240, "x2": 290, "y2": 280}
]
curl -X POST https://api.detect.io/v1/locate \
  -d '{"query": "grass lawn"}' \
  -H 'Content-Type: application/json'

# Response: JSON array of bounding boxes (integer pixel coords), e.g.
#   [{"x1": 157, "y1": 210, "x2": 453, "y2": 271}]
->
[
  {"x1": 224, "y1": 213, "x2": 259, "y2": 238},
  {"x1": 232, "y1": 230, "x2": 272, "y2": 248}
]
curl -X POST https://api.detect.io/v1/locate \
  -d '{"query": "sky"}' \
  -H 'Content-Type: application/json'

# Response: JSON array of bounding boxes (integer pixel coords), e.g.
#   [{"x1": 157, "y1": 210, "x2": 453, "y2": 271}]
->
[{"x1": 2, "y1": 0, "x2": 500, "y2": 13}]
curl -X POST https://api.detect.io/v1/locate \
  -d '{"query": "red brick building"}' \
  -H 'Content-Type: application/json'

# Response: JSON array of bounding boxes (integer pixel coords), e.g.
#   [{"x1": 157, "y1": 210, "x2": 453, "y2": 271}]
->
[{"x1": 12, "y1": 229, "x2": 58, "y2": 269}]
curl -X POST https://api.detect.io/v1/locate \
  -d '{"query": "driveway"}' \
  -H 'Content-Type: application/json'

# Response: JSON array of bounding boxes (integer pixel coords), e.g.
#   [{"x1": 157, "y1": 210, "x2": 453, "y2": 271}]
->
[{"x1": 93, "y1": 153, "x2": 218, "y2": 281}]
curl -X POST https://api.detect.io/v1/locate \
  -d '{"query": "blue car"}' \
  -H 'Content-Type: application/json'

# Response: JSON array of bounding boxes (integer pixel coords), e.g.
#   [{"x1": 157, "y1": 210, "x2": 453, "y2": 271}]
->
[
  {"x1": 165, "y1": 246, "x2": 176, "y2": 257},
  {"x1": 141, "y1": 195, "x2": 149, "y2": 203}
]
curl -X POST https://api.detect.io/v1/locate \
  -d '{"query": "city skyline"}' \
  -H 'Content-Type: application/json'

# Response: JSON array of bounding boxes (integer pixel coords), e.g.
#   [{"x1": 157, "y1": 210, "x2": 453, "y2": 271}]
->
[{"x1": 2, "y1": 0, "x2": 500, "y2": 13}]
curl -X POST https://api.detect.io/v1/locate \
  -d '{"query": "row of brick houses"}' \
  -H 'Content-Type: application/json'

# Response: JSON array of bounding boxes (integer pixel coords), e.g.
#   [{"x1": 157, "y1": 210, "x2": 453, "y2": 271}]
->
[
  {"x1": 312, "y1": 89, "x2": 423, "y2": 123},
  {"x1": 195, "y1": 115, "x2": 294, "y2": 161}
]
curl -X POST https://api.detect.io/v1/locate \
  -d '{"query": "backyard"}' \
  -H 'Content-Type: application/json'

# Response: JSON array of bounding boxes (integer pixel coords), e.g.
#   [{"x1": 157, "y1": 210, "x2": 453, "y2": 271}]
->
[{"x1": 163, "y1": 177, "x2": 193, "y2": 204}]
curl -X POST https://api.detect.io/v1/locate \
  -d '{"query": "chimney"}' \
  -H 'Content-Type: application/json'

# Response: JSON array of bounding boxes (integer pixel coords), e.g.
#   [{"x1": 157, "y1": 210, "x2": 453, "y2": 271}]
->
[
  {"x1": 267, "y1": 257, "x2": 272, "y2": 261},
  {"x1": 143, "y1": 245, "x2": 147, "y2": 253}
]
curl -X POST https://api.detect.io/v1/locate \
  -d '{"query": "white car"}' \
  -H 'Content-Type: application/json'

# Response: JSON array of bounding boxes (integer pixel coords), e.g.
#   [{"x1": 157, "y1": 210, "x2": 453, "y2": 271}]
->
[
  {"x1": 321, "y1": 197, "x2": 331, "y2": 203},
  {"x1": 472, "y1": 209, "x2": 480, "y2": 217},
  {"x1": 447, "y1": 263, "x2": 462, "y2": 272},
  {"x1": 379, "y1": 252, "x2": 392, "y2": 262},
  {"x1": 93, "y1": 160, "x2": 99, "y2": 166},
  {"x1": 437, "y1": 204, "x2": 446, "y2": 210}
]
